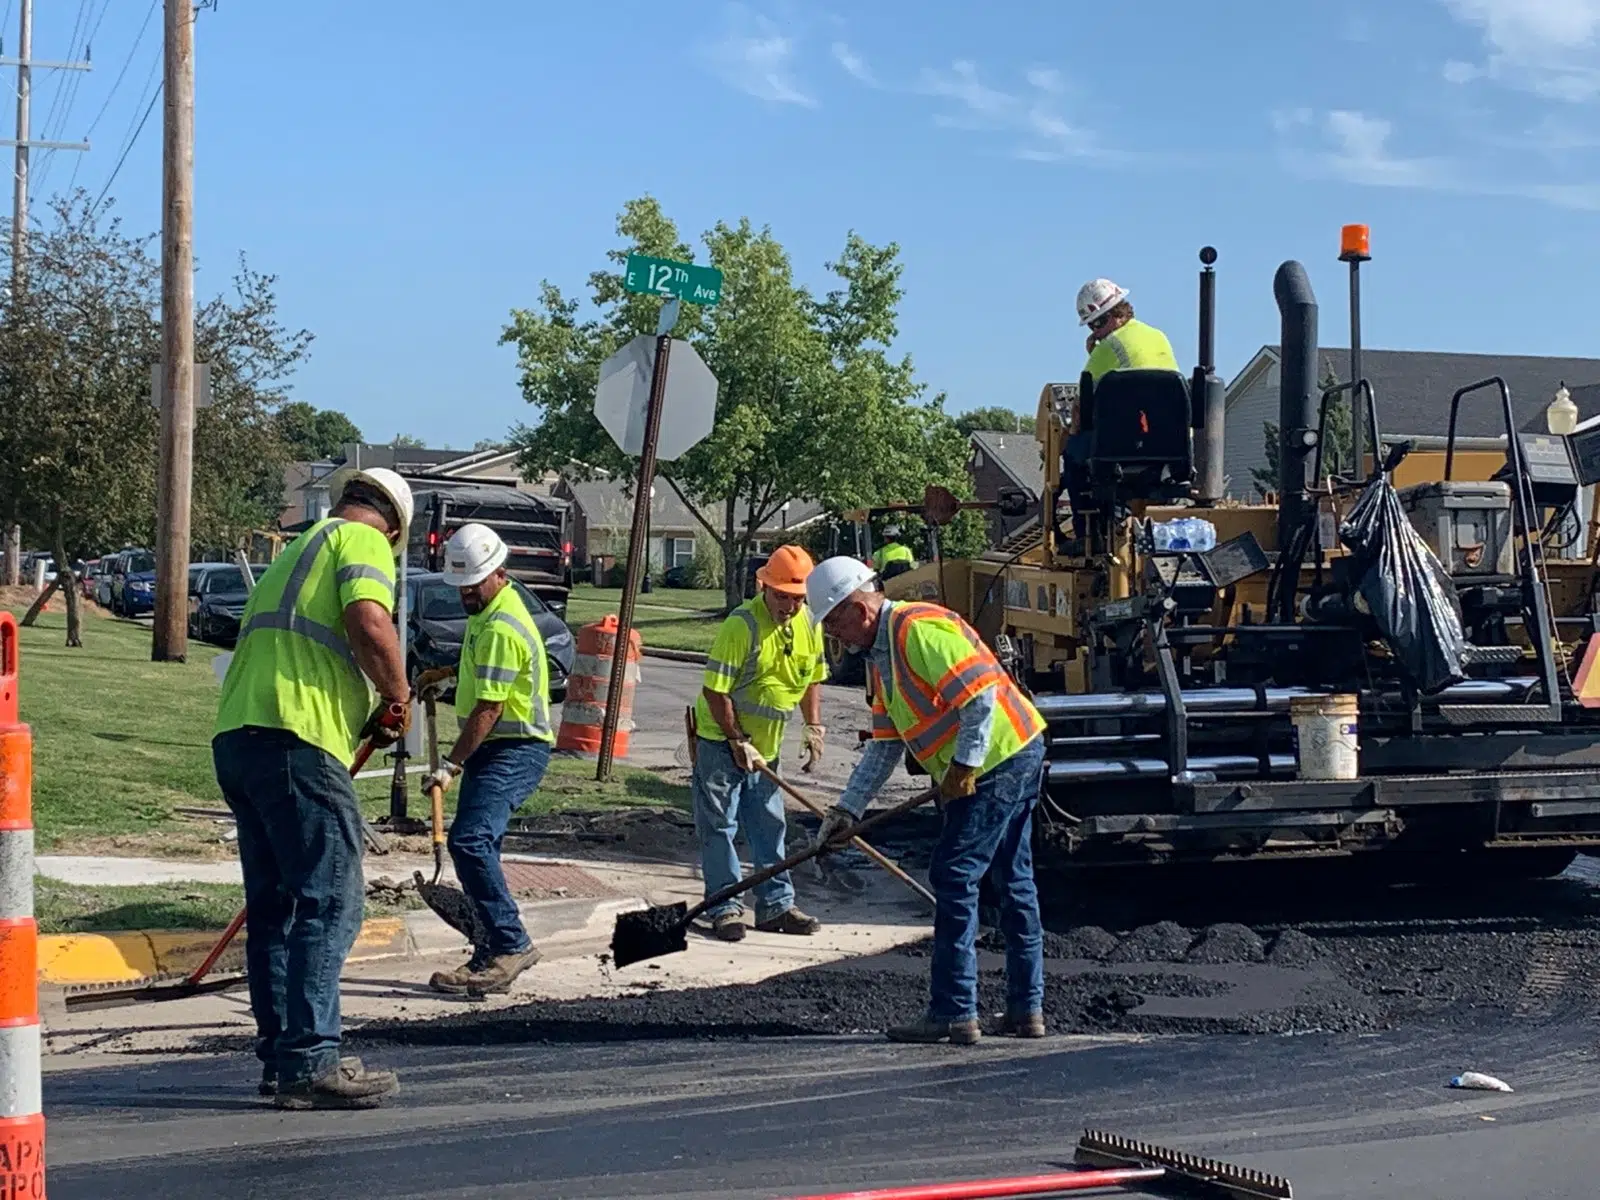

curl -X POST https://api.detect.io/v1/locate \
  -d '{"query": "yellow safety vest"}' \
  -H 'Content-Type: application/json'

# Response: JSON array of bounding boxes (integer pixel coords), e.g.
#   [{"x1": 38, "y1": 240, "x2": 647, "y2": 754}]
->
[
  {"x1": 867, "y1": 602, "x2": 1045, "y2": 782},
  {"x1": 874, "y1": 542, "x2": 915, "y2": 572},
  {"x1": 1084, "y1": 318, "x2": 1180, "y2": 383},
  {"x1": 216, "y1": 517, "x2": 396, "y2": 766},
  {"x1": 455, "y1": 582, "x2": 553, "y2": 743},
  {"x1": 695, "y1": 596, "x2": 827, "y2": 761}
]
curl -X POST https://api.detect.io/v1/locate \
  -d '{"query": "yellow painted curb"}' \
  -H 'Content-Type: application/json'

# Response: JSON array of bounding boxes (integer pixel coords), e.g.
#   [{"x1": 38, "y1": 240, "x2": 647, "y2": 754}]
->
[{"x1": 37, "y1": 916, "x2": 410, "y2": 987}]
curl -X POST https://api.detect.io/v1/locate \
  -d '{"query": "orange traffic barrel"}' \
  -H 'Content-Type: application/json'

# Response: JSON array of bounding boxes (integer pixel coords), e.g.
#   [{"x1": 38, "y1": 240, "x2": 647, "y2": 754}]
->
[
  {"x1": 0, "y1": 611, "x2": 45, "y2": 1199},
  {"x1": 557, "y1": 615, "x2": 642, "y2": 756}
]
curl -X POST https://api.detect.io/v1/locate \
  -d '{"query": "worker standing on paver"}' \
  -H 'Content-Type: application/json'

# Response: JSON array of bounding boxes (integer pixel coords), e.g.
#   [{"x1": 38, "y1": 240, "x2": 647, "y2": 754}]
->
[
  {"x1": 692, "y1": 544, "x2": 828, "y2": 942},
  {"x1": 420, "y1": 523, "x2": 554, "y2": 995},
  {"x1": 873, "y1": 525, "x2": 917, "y2": 581},
  {"x1": 807, "y1": 556, "x2": 1047, "y2": 1046},
  {"x1": 213, "y1": 468, "x2": 414, "y2": 1109},
  {"x1": 1077, "y1": 277, "x2": 1180, "y2": 381}
]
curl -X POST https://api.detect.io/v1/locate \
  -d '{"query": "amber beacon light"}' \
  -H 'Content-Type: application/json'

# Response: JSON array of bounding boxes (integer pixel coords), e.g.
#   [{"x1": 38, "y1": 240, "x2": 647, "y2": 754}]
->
[{"x1": 1340, "y1": 223, "x2": 1371, "y2": 262}]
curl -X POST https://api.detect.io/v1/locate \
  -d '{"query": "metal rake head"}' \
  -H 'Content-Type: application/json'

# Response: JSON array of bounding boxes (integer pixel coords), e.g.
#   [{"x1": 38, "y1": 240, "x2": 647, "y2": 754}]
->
[{"x1": 1075, "y1": 1129, "x2": 1293, "y2": 1200}]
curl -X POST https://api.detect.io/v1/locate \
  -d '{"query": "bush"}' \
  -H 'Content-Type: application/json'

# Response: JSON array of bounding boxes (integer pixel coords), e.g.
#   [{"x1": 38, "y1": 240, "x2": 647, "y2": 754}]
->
[{"x1": 690, "y1": 533, "x2": 724, "y2": 589}]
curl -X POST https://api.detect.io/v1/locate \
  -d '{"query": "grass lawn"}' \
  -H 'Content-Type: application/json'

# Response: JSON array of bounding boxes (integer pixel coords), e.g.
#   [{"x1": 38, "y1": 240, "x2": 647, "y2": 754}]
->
[
  {"x1": 7, "y1": 607, "x2": 688, "y2": 857},
  {"x1": 33, "y1": 878, "x2": 245, "y2": 933},
  {"x1": 564, "y1": 585, "x2": 725, "y2": 654},
  {"x1": 568, "y1": 585, "x2": 726, "y2": 613}
]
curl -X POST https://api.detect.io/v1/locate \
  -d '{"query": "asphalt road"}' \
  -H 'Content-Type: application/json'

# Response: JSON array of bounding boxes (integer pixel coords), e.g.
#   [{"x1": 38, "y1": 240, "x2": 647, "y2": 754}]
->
[{"x1": 42, "y1": 1017, "x2": 1600, "y2": 1199}]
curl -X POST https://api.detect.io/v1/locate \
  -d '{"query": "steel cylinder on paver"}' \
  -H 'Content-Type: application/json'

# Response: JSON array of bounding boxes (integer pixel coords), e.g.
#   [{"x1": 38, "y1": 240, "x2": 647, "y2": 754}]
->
[
  {"x1": 556, "y1": 615, "x2": 642, "y2": 757},
  {"x1": 0, "y1": 612, "x2": 45, "y2": 1198}
]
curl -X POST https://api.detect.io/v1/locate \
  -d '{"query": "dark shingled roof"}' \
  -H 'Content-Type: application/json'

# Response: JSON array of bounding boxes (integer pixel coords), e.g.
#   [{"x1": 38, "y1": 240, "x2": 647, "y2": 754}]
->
[{"x1": 970, "y1": 431, "x2": 1044, "y2": 497}]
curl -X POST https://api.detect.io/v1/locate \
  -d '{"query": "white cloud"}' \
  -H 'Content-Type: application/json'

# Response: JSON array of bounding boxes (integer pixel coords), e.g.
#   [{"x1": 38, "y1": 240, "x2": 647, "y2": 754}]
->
[
  {"x1": 831, "y1": 41, "x2": 878, "y2": 86},
  {"x1": 915, "y1": 61, "x2": 1107, "y2": 162},
  {"x1": 918, "y1": 60, "x2": 1017, "y2": 121},
  {"x1": 1270, "y1": 107, "x2": 1314, "y2": 132},
  {"x1": 1439, "y1": 0, "x2": 1600, "y2": 100},
  {"x1": 1026, "y1": 67, "x2": 1064, "y2": 94},
  {"x1": 1442, "y1": 59, "x2": 1483, "y2": 83},
  {"x1": 701, "y1": 7, "x2": 816, "y2": 107}
]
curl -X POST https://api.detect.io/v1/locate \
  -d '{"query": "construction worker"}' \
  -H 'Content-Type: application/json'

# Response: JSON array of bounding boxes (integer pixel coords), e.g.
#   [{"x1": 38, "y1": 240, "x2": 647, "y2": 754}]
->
[
  {"x1": 692, "y1": 544, "x2": 828, "y2": 941},
  {"x1": 213, "y1": 467, "x2": 414, "y2": 1110},
  {"x1": 873, "y1": 525, "x2": 917, "y2": 580},
  {"x1": 807, "y1": 556, "x2": 1047, "y2": 1046},
  {"x1": 419, "y1": 524, "x2": 554, "y2": 995},
  {"x1": 1077, "y1": 277, "x2": 1180, "y2": 382}
]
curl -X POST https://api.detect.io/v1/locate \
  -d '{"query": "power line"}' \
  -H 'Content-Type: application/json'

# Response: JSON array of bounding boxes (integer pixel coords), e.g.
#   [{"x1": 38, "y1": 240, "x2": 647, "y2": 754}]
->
[
  {"x1": 89, "y1": 77, "x2": 157, "y2": 214},
  {"x1": 34, "y1": 0, "x2": 99, "y2": 194},
  {"x1": 67, "y1": 0, "x2": 156, "y2": 195}
]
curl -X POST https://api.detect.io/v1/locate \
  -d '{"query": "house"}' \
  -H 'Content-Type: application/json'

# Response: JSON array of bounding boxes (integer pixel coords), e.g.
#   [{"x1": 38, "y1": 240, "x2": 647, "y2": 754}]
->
[
  {"x1": 968, "y1": 430, "x2": 1044, "y2": 542},
  {"x1": 1223, "y1": 348, "x2": 1600, "y2": 499},
  {"x1": 555, "y1": 472, "x2": 822, "y2": 579}
]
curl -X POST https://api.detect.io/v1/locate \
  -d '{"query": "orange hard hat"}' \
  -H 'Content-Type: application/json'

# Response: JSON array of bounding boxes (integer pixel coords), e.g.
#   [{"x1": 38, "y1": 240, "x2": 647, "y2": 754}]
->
[{"x1": 756, "y1": 544, "x2": 815, "y2": 597}]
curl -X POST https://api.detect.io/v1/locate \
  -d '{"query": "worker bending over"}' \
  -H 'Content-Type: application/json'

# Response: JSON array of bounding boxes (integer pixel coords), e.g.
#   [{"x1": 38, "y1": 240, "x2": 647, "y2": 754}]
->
[
  {"x1": 214, "y1": 468, "x2": 414, "y2": 1109},
  {"x1": 421, "y1": 524, "x2": 555, "y2": 995},
  {"x1": 1077, "y1": 277, "x2": 1179, "y2": 382},
  {"x1": 873, "y1": 524, "x2": 917, "y2": 580},
  {"x1": 809, "y1": 557, "x2": 1047, "y2": 1045},
  {"x1": 693, "y1": 545, "x2": 827, "y2": 941}
]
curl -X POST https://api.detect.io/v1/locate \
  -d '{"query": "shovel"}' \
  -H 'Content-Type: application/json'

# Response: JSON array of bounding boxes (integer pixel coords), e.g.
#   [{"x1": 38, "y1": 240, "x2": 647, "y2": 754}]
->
[
  {"x1": 610, "y1": 785, "x2": 939, "y2": 968},
  {"x1": 411, "y1": 693, "x2": 483, "y2": 946}
]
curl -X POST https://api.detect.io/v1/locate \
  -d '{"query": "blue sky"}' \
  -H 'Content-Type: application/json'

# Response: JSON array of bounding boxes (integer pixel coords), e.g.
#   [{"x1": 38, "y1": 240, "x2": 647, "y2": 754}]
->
[{"x1": 17, "y1": 0, "x2": 1600, "y2": 447}]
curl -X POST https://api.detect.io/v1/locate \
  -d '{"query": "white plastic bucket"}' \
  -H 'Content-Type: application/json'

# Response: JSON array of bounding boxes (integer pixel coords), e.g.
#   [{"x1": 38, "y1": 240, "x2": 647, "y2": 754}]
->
[{"x1": 1290, "y1": 694, "x2": 1359, "y2": 780}]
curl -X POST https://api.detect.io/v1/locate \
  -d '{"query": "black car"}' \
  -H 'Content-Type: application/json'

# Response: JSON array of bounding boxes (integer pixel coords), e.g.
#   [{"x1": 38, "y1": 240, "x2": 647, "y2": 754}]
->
[
  {"x1": 189, "y1": 564, "x2": 251, "y2": 644},
  {"x1": 401, "y1": 572, "x2": 574, "y2": 704}
]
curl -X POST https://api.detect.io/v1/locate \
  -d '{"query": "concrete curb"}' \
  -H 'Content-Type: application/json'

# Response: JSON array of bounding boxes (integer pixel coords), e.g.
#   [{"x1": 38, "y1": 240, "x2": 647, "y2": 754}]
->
[{"x1": 641, "y1": 646, "x2": 708, "y2": 665}]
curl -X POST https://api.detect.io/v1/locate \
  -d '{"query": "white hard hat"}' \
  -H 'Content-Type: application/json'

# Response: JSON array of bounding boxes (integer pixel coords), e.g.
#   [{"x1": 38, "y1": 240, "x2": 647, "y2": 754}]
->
[
  {"x1": 883, "y1": 524, "x2": 902, "y2": 539},
  {"x1": 348, "y1": 467, "x2": 414, "y2": 539},
  {"x1": 441, "y1": 522, "x2": 508, "y2": 586},
  {"x1": 1076, "y1": 277, "x2": 1130, "y2": 326},
  {"x1": 806, "y1": 555, "x2": 878, "y2": 623}
]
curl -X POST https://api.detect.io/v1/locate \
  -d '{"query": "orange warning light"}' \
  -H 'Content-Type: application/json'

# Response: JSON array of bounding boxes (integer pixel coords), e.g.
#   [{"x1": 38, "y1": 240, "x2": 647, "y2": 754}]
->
[{"x1": 1340, "y1": 224, "x2": 1371, "y2": 261}]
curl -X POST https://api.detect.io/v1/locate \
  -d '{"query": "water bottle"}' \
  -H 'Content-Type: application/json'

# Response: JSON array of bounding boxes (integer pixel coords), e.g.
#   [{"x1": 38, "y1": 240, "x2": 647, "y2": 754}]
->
[{"x1": 1152, "y1": 518, "x2": 1217, "y2": 553}]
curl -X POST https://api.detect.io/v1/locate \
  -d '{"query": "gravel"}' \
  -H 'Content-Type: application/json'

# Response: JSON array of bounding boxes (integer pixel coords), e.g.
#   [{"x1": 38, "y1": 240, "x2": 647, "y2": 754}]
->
[
  {"x1": 1266, "y1": 929, "x2": 1324, "y2": 967},
  {"x1": 1186, "y1": 924, "x2": 1267, "y2": 965},
  {"x1": 1106, "y1": 921, "x2": 1196, "y2": 963}
]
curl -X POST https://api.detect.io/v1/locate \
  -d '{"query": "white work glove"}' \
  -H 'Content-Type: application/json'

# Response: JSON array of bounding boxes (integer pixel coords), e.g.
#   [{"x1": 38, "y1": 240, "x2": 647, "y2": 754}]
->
[
  {"x1": 801, "y1": 724, "x2": 826, "y2": 774},
  {"x1": 816, "y1": 805, "x2": 857, "y2": 853},
  {"x1": 420, "y1": 760, "x2": 461, "y2": 796},
  {"x1": 729, "y1": 738, "x2": 767, "y2": 774}
]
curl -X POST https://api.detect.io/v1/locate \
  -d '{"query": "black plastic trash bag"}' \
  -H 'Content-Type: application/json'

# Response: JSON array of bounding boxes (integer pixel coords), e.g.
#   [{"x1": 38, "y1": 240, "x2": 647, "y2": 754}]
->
[{"x1": 1339, "y1": 476, "x2": 1469, "y2": 695}]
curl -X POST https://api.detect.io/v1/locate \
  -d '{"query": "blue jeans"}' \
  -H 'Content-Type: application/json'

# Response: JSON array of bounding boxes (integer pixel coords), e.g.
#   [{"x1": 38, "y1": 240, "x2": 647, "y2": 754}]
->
[
  {"x1": 928, "y1": 736, "x2": 1046, "y2": 1023},
  {"x1": 450, "y1": 738, "x2": 552, "y2": 956},
  {"x1": 690, "y1": 737, "x2": 794, "y2": 923},
  {"x1": 212, "y1": 726, "x2": 366, "y2": 1086}
]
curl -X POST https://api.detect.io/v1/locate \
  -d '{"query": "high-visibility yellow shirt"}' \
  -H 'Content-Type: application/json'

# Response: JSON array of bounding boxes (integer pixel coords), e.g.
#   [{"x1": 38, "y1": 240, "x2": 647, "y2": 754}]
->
[
  {"x1": 1084, "y1": 318, "x2": 1180, "y2": 383},
  {"x1": 216, "y1": 517, "x2": 396, "y2": 767},
  {"x1": 874, "y1": 542, "x2": 915, "y2": 572},
  {"x1": 454, "y1": 582, "x2": 553, "y2": 743},
  {"x1": 695, "y1": 596, "x2": 827, "y2": 762},
  {"x1": 866, "y1": 601, "x2": 1045, "y2": 782}
]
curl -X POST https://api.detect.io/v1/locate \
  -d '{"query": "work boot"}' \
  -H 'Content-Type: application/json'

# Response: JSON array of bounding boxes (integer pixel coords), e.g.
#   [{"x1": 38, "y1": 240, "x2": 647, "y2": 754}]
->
[
  {"x1": 429, "y1": 949, "x2": 491, "y2": 994},
  {"x1": 258, "y1": 1064, "x2": 276, "y2": 1097},
  {"x1": 1001, "y1": 1011, "x2": 1047, "y2": 1038},
  {"x1": 274, "y1": 1057, "x2": 399, "y2": 1111},
  {"x1": 886, "y1": 1016, "x2": 982, "y2": 1045},
  {"x1": 712, "y1": 913, "x2": 746, "y2": 942},
  {"x1": 755, "y1": 907, "x2": 821, "y2": 935},
  {"x1": 461, "y1": 946, "x2": 543, "y2": 995}
]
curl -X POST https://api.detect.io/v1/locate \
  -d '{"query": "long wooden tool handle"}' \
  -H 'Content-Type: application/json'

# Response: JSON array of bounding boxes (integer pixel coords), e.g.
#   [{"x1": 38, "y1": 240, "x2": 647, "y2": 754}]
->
[
  {"x1": 429, "y1": 785, "x2": 446, "y2": 850},
  {"x1": 189, "y1": 739, "x2": 380, "y2": 988},
  {"x1": 758, "y1": 765, "x2": 936, "y2": 909},
  {"x1": 683, "y1": 786, "x2": 938, "y2": 927}
]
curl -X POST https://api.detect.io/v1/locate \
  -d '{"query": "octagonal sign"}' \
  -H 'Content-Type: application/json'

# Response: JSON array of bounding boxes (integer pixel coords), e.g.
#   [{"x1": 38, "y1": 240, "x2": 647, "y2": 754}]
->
[{"x1": 593, "y1": 335, "x2": 718, "y2": 462}]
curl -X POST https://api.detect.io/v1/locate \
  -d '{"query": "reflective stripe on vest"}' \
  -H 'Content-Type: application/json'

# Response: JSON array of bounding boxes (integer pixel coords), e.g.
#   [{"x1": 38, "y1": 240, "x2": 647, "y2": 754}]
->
[
  {"x1": 1103, "y1": 332, "x2": 1133, "y2": 369},
  {"x1": 727, "y1": 606, "x2": 792, "y2": 724},
  {"x1": 488, "y1": 608, "x2": 552, "y2": 739},
  {"x1": 236, "y1": 520, "x2": 358, "y2": 672}
]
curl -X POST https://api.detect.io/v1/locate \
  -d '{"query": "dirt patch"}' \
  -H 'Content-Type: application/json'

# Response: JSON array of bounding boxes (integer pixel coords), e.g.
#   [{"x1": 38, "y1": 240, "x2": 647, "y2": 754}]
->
[
  {"x1": 1186, "y1": 923, "x2": 1267, "y2": 965},
  {"x1": 504, "y1": 807, "x2": 700, "y2": 864},
  {"x1": 49, "y1": 826, "x2": 237, "y2": 861},
  {"x1": 1106, "y1": 921, "x2": 1195, "y2": 964}
]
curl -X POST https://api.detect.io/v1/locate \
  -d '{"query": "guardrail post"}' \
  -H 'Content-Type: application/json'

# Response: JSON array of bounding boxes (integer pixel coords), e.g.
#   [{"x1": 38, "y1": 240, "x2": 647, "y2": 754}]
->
[{"x1": 0, "y1": 611, "x2": 45, "y2": 1198}]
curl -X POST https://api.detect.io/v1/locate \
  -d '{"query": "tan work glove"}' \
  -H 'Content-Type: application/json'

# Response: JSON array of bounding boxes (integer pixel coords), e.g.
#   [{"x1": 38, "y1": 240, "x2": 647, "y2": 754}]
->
[
  {"x1": 729, "y1": 738, "x2": 767, "y2": 774},
  {"x1": 420, "y1": 760, "x2": 461, "y2": 797},
  {"x1": 360, "y1": 697, "x2": 412, "y2": 748},
  {"x1": 414, "y1": 665, "x2": 457, "y2": 697},
  {"x1": 939, "y1": 761, "x2": 979, "y2": 804},
  {"x1": 816, "y1": 804, "x2": 857, "y2": 852},
  {"x1": 801, "y1": 724, "x2": 826, "y2": 774}
]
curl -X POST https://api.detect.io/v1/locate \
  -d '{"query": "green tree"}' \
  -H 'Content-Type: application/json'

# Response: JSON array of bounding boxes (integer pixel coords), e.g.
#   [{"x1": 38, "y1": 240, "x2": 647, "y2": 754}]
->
[
  {"x1": 503, "y1": 197, "x2": 981, "y2": 608},
  {"x1": 1251, "y1": 358, "x2": 1352, "y2": 498},
  {"x1": 275, "y1": 402, "x2": 362, "y2": 460},
  {"x1": 955, "y1": 406, "x2": 1030, "y2": 435},
  {"x1": 390, "y1": 433, "x2": 426, "y2": 449}
]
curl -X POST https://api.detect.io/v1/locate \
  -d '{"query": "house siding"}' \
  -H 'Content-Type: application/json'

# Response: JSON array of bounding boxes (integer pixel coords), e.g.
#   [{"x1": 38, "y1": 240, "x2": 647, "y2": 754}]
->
[
  {"x1": 969, "y1": 454, "x2": 1033, "y2": 542},
  {"x1": 1223, "y1": 363, "x2": 1279, "y2": 500}
]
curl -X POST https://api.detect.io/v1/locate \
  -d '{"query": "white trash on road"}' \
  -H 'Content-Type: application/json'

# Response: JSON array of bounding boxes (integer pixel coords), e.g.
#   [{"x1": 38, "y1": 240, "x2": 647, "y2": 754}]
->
[{"x1": 1449, "y1": 1071, "x2": 1513, "y2": 1093}]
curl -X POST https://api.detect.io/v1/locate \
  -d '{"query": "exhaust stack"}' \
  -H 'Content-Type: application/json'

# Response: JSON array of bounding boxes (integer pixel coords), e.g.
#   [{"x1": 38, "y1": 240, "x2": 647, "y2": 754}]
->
[
  {"x1": 1192, "y1": 246, "x2": 1226, "y2": 504},
  {"x1": 1273, "y1": 260, "x2": 1318, "y2": 551}
]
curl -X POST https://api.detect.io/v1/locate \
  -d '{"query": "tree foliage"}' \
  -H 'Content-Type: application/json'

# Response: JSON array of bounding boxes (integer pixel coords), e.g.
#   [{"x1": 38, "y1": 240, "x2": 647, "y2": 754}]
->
[
  {"x1": 955, "y1": 406, "x2": 1030, "y2": 435},
  {"x1": 275, "y1": 402, "x2": 362, "y2": 460},
  {"x1": 504, "y1": 196, "x2": 984, "y2": 607},
  {"x1": 0, "y1": 193, "x2": 313, "y2": 645},
  {"x1": 1251, "y1": 359, "x2": 1352, "y2": 498}
]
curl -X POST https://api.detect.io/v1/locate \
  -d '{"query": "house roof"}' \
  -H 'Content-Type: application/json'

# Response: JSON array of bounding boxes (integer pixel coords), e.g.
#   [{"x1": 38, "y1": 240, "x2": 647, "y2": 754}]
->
[
  {"x1": 969, "y1": 431, "x2": 1044, "y2": 497},
  {"x1": 1227, "y1": 347, "x2": 1600, "y2": 438},
  {"x1": 562, "y1": 475, "x2": 823, "y2": 536}
]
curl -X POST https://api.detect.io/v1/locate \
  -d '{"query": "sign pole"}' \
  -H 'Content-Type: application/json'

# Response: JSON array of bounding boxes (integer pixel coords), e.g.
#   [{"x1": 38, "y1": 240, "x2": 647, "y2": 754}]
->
[{"x1": 596, "y1": 331, "x2": 672, "y2": 782}]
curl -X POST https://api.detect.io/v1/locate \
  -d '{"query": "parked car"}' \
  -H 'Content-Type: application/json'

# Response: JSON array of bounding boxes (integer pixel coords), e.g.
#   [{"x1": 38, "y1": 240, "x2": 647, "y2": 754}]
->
[
  {"x1": 77, "y1": 559, "x2": 100, "y2": 599},
  {"x1": 661, "y1": 564, "x2": 696, "y2": 589},
  {"x1": 108, "y1": 549, "x2": 156, "y2": 617},
  {"x1": 400, "y1": 571, "x2": 574, "y2": 705},
  {"x1": 188, "y1": 563, "x2": 251, "y2": 645}
]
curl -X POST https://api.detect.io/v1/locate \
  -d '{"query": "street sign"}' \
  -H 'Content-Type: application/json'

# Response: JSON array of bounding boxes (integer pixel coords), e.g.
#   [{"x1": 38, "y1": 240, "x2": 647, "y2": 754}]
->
[
  {"x1": 623, "y1": 253, "x2": 723, "y2": 306},
  {"x1": 593, "y1": 335, "x2": 718, "y2": 462},
  {"x1": 149, "y1": 361, "x2": 213, "y2": 410}
]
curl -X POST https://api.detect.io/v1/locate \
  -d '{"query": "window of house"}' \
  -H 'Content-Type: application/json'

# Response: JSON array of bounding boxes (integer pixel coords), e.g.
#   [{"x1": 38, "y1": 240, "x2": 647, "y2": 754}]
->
[{"x1": 668, "y1": 537, "x2": 695, "y2": 569}]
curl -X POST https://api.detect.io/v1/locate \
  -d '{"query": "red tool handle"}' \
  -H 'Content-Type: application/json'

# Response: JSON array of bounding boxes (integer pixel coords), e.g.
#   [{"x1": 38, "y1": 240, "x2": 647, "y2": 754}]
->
[
  {"x1": 185, "y1": 739, "x2": 379, "y2": 988},
  {"x1": 785, "y1": 1167, "x2": 1165, "y2": 1200}
]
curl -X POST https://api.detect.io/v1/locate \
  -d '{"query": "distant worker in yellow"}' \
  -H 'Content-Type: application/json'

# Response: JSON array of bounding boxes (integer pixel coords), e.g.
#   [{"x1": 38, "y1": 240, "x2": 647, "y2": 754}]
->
[
  {"x1": 1077, "y1": 278, "x2": 1180, "y2": 383},
  {"x1": 873, "y1": 525, "x2": 917, "y2": 581}
]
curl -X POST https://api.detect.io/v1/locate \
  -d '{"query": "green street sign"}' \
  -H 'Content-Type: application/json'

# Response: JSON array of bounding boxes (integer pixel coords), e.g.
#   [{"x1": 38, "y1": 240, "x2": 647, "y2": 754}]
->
[{"x1": 623, "y1": 253, "x2": 723, "y2": 306}]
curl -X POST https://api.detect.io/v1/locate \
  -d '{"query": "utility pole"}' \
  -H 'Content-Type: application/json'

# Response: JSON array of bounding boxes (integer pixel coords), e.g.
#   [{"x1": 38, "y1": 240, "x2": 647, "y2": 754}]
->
[
  {"x1": 152, "y1": 0, "x2": 194, "y2": 661},
  {"x1": 3, "y1": 0, "x2": 91, "y2": 289}
]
